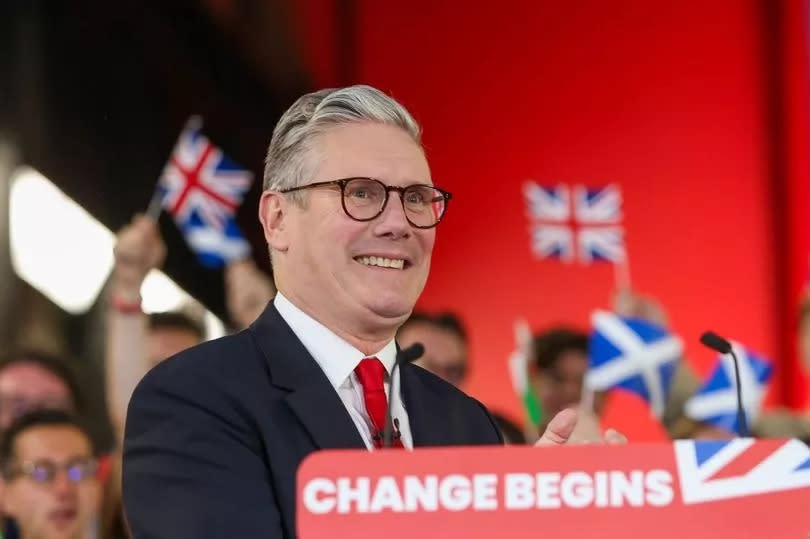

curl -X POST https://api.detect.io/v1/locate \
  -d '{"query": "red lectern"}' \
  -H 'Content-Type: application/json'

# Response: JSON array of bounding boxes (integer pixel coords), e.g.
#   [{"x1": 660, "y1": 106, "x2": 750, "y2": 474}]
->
[{"x1": 297, "y1": 438, "x2": 810, "y2": 538}]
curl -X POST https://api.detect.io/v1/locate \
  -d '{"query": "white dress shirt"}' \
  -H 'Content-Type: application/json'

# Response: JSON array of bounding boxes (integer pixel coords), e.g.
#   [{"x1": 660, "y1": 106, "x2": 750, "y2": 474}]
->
[{"x1": 274, "y1": 292, "x2": 413, "y2": 450}]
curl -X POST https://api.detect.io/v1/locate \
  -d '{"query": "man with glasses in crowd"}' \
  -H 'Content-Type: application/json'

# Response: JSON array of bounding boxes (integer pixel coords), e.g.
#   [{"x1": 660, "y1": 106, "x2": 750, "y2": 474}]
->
[
  {"x1": 123, "y1": 85, "x2": 588, "y2": 538},
  {"x1": 1, "y1": 410, "x2": 100, "y2": 539}
]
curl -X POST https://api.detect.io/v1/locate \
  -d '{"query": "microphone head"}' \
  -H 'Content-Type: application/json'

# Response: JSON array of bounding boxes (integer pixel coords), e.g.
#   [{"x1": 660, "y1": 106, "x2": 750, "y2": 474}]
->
[
  {"x1": 700, "y1": 331, "x2": 732, "y2": 355},
  {"x1": 397, "y1": 342, "x2": 425, "y2": 364}
]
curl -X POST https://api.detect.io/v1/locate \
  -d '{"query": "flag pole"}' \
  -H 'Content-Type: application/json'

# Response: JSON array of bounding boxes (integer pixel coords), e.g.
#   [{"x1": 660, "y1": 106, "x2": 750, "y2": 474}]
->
[{"x1": 614, "y1": 255, "x2": 632, "y2": 292}]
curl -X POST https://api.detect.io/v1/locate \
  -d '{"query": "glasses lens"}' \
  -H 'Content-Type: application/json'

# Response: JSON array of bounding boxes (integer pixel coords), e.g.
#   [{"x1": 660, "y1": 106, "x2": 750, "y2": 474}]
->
[
  {"x1": 30, "y1": 463, "x2": 55, "y2": 483},
  {"x1": 342, "y1": 179, "x2": 386, "y2": 220},
  {"x1": 403, "y1": 185, "x2": 446, "y2": 227},
  {"x1": 66, "y1": 459, "x2": 97, "y2": 482}
]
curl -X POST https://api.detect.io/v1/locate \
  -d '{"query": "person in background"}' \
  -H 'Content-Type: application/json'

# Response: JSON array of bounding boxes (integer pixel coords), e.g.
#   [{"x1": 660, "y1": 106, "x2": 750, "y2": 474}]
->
[
  {"x1": 396, "y1": 312, "x2": 468, "y2": 387},
  {"x1": 224, "y1": 259, "x2": 276, "y2": 331},
  {"x1": 106, "y1": 214, "x2": 274, "y2": 442},
  {"x1": 104, "y1": 214, "x2": 274, "y2": 538},
  {"x1": 0, "y1": 410, "x2": 100, "y2": 539},
  {"x1": 751, "y1": 295, "x2": 810, "y2": 441},
  {"x1": 612, "y1": 287, "x2": 706, "y2": 437},
  {"x1": 105, "y1": 214, "x2": 204, "y2": 442},
  {"x1": 0, "y1": 352, "x2": 81, "y2": 436},
  {"x1": 0, "y1": 353, "x2": 84, "y2": 539},
  {"x1": 530, "y1": 328, "x2": 590, "y2": 435},
  {"x1": 398, "y1": 312, "x2": 526, "y2": 443}
]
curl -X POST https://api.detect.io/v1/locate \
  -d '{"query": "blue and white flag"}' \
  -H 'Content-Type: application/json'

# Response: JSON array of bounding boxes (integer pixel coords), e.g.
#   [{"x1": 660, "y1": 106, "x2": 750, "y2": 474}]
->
[
  {"x1": 684, "y1": 341, "x2": 772, "y2": 434},
  {"x1": 157, "y1": 117, "x2": 253, "y2": 268},
  {"x1": 585, "y1": 310, "x2": 683, "y2": 417}
]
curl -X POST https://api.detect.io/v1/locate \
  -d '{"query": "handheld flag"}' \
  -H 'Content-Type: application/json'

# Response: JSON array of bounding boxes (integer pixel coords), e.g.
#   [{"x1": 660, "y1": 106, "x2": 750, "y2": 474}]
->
[
  {"x1": 152, "y1": 117, "x2": 253, "y2": 268},
  {"x1": 684, "y1": 341, "x2": 772, "y2": 435},
  {"x1": 585, "y1": 310, "x2": 683, "y2": 418}
]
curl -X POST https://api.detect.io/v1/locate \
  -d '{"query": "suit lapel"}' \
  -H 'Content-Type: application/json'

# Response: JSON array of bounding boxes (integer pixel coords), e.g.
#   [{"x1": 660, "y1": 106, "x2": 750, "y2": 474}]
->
[
  {"x1": 249, "y1": 303, "x2": 366, "y2": 450},
  {"x1": 399, "y1": 363, "x2": 457, "y2": 447}
]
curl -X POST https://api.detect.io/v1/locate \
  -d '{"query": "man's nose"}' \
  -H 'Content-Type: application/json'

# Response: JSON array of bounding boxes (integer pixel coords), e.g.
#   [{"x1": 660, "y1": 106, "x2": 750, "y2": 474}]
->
[
  {"x1": 50, "y1": 471, "x2": 78, "y2": 497},
  {"x1": 373, "y1": 192, "x2": 411, "y2": 238}
]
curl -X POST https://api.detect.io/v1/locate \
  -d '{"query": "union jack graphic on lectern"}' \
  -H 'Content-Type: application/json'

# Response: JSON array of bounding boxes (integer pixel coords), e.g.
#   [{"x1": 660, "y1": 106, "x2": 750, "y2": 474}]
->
[{"x1": 674, "y1": 438, "x2": 810, "y2": 504}]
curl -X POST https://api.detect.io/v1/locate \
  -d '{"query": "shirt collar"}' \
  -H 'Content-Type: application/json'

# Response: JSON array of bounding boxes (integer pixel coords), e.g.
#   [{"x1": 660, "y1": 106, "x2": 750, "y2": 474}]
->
[{"x1": 273, "y1": 292, "x2": 397, "y2": 390}]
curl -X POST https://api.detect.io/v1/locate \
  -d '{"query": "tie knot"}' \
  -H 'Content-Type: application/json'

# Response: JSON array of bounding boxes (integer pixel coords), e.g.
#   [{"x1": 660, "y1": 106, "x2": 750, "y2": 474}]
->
[{"x1": 354, "y1": 357, "x2": 386, "y2": 392}]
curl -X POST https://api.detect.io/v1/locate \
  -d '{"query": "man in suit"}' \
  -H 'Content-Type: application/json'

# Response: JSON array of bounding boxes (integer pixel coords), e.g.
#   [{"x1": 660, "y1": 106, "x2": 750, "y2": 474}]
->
[{"x1": 123, "y1": 85, "x2": 586, "y2": 538}]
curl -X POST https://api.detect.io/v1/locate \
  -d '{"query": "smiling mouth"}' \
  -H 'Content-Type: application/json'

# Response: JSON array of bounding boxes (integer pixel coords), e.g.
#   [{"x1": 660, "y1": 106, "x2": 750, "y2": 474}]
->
[{"x1": 354, "y1": 256, "x2": 408, "y2": 270}]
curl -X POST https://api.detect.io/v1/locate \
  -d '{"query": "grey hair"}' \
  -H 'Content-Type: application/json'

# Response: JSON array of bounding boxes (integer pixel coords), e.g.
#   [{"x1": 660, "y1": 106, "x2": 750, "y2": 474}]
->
[{"x1": 262, "y1": 85, "x2": 422, "y2": 195}]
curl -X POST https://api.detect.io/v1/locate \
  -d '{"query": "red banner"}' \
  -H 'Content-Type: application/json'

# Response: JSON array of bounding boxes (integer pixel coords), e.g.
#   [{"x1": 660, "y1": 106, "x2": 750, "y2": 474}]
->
[{"x1": 298, "y1": 441, "x2": 810, "y2": 538}]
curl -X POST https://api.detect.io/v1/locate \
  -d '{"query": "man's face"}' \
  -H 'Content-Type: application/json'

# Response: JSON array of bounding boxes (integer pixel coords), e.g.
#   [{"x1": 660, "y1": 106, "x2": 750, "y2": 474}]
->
[
  {"x1": 3, "y1": 425, "x2": 100, "y2": 539},
  {"x1": 0, "y1": 365, "x2": 73, "y2": 431},
  {"x1": 532, "y1": 350, "x2": 589, "y2": 422},
  {"x1": 398, "y1": 322, "x2": 467, "y2": 387},
  {"x1": 268, "y1": 122, "x2": 435, "y2": 335},
  {"x1": 147, "y1": 328, "x2": 201, "y2": 367}
]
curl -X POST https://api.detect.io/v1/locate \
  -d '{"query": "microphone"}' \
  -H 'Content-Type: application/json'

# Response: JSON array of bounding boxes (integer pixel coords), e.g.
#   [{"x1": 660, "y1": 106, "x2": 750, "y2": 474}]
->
[
  {"x1": 699, "y1": 331, "x2": 748, "y2": 436},
  {"x1": 382, "y1": 342, "x2": 424, "y2": 448}
]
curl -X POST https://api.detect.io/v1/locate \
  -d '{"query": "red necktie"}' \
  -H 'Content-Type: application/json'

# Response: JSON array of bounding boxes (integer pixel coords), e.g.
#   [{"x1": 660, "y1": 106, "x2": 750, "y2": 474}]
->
[{"x1": 354, "y1": 357, "x2": 404, "y2": 449}]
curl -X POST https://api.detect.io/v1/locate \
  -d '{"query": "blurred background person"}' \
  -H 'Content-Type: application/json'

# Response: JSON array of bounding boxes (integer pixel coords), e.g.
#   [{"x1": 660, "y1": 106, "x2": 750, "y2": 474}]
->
[
  {"x1": 0, "y1": 354, "x2": 85, "y2": 539},
  {"x1": 1, "y1": 410, "x2": 100, "y2": 539},
  {"x1": 105, "y1": 215, "x2": 204, "y2": 443},
  {"x1": 0, "y1": 352, "x2": 81, "y2": 436},
  {"x1": 103, "y1": 213, "x2": 275, "y2": 538},
  {"x1": 224, "y1": 259, "x2": 276, "y2": 331},
  {"x1": 397, "y1": 312, "x2": 468, "y2": 388},
  {"x1": 397, "y1": 312, "x2": 526, "y2": 443},
  {"x1": 529, "y1": 327, "x2": 590, "y2": 435},
  {"x1": 105, "y1": 214, "x2": 274, "y2": 442}
]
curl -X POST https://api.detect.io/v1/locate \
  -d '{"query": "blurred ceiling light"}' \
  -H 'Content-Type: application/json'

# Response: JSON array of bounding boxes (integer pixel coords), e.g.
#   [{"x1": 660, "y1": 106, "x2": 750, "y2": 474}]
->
[
  {"x1": 9, "y1": 166, "x2": 115, "y2": 313},
  {"x1": 9, "y1": 166, "x2": 226, "y2": 339},
  {"x1": 141, "y1": 270, "x2": 186, "y2": 314},
  {"x1": 142, "y1": 271, "x2": 226, "y2": 340}
]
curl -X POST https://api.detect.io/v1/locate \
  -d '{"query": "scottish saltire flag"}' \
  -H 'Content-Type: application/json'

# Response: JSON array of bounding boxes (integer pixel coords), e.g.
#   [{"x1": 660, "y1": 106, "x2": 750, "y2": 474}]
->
[
  {"x1": 684, "y1": 342, "x2": 772, "y2": 435},
  {"x1": 674, "y1": 438, "x2": 810, "y2": 504},
  {"x1": 158, "y1": 117, "x2": 253, "y2": 268},
  {"x1": 524, "y1": 182, "x2": 625, "y2": 264},
  {"x1": 585, "y1": 310, "x2": 683, "y2": 417}
]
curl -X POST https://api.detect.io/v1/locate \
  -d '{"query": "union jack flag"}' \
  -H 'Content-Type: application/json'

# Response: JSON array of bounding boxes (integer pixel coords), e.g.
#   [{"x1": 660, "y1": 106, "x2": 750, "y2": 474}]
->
[
  {"x1": 157, "y1": 117, "x2": 253, "y2": 268},
  {"x1": 674, "y1": 438, "x2": 810, "y2": 504},
  {"x1": 524, "y1": 182, "x2": 625, "y2": 264}
]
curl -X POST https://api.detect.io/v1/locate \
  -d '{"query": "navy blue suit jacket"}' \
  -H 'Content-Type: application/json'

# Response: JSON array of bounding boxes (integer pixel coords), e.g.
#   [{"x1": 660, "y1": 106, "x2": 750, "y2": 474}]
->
[{"x1": 122, "y1": 304, "x2": 503, "y2": 538}]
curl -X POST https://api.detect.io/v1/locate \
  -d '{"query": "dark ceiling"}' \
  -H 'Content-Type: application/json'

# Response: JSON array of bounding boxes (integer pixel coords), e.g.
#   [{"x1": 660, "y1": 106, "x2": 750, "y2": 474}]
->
[{"x1": 0, "y1": 0, "x2": 317, "y2": 322}]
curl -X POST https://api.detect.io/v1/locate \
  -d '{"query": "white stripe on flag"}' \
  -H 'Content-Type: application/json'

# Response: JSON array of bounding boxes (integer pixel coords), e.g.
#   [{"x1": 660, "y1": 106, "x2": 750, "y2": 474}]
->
[{"x1": 186, "y1": 227, "x2": 250, "y2": 261}]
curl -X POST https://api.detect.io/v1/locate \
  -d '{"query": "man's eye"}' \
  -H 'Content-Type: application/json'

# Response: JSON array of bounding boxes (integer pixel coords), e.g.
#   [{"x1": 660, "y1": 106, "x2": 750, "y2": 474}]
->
[
  {"x1": 405, "y1": 191, "x2": 425, "y2": 204},
  {"x1": 349, "y1": 189, "x2": 369, "y2": 199}
]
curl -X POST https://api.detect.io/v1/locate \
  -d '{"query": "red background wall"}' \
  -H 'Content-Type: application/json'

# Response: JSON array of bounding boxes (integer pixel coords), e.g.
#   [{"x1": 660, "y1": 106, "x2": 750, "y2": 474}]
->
[{"x1": 295, "y1": 1, "x2": 806, "y2": 432}]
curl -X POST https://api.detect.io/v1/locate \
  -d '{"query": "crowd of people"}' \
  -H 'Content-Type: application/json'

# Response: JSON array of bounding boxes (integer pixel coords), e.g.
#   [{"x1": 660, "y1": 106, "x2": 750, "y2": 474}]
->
[{"x1": 1, "y1": 84, "x2": 809, "y2": 538}]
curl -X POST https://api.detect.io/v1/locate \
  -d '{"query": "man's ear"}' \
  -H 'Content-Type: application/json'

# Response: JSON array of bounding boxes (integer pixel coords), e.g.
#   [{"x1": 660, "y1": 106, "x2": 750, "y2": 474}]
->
[{"x1": 259, "y1": 191, "x2": 291, "y2": 253}]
